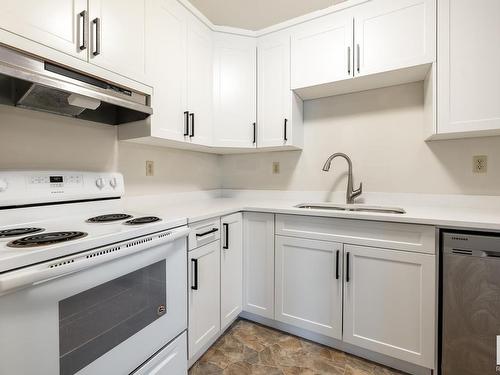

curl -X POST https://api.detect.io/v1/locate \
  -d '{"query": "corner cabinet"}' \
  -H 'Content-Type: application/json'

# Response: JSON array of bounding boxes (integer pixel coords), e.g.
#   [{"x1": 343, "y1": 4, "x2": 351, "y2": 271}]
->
[
  {"x1": 432, "y1": 0, "x2": 500, "y2": 139},
  {"x1": 257, "y1": 33, "x2": 303, "y2": 150},
  {"x1": 220, "y1": 213, "x2": 243, "y2": 330},
  {"x1": 275, "y1": 236, "x2": 343, "y2": 339},
  {"x1": 242, "y1": 212, "x2": 275, "y2": 319},
  {"x1": 343, "y1": 244, "x2": 435, "y2": 369},
  {"x1": 213, "y1": 34, "x2": 257, "y2": 149}
]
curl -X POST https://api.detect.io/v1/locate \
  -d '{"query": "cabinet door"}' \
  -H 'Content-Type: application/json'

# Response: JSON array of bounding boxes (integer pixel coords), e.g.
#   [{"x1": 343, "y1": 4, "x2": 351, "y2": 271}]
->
[
  {"x1": 354, "y1": 0, "x2": 435, "y2": 77},
  {"x1": 213, "y1": 33, "x2": 256, "y2": 148},
  {"x1": 188, "y1": 241, "x2": 220, "y2": 360},
  {"x1": 0, "y1": 0, "x2": 88, "y2": 60},
  {"x1": 437, "y1": 0, "x2": 500, "y2": 134},
  {"x1": 275, "y1": 236, "x2": 342, "y2": 339},
  {"x1": 291, "y1": 12, "x2": 354, "y2": 89},
  {"x1": 187, "y1": 15, "x2": 213, "y2": 146},
  {"x1": 146, "y1": 0, "x2": 188, "y2": 142},
  {"x1": 343, "y1": 244, "x2": 435, "y2": 368},
  {"x1": 243, "y1": 212, "x2": 275, "y2": 319},
  {"x1": 220, "y1": 213, "x2": 243, "y2": 330},
  {"x1": 134, "y1": 332, "x2": 187, "y2": 375},
  {"x1": 257, "y1": 34, "x2": 290, "y2": 148},
  {"x1": 89, "y1": 0, "x2": 147, "y2": 82}
]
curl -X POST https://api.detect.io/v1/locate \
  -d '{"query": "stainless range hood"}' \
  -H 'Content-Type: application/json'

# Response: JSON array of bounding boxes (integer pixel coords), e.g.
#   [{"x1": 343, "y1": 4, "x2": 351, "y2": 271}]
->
[{"x1": 0, "y1": 45, "x2": 152, "y2": 125}]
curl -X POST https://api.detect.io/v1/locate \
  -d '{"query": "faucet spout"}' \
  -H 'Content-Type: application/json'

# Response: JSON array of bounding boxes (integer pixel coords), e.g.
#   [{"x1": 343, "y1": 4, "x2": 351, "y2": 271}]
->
[{"x1": 322, "y1": 153, "x2": 363, "y2": 204}]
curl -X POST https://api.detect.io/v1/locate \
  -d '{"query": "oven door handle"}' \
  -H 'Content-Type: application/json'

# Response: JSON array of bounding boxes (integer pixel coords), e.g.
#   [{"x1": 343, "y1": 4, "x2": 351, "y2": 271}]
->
[{"x1": 0, "y1": 227, "x2": 190, "y2": 295}]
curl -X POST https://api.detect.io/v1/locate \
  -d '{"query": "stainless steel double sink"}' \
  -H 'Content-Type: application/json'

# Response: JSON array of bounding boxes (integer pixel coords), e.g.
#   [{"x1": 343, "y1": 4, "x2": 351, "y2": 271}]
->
[{"x1": 295, "y1": 203, "x2": 406, "y2": 214}]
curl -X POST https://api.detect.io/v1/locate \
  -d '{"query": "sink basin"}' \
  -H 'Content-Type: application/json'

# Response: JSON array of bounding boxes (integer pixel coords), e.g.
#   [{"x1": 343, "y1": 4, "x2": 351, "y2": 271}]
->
[{"x1": 295, "y1": 203, "x2": 406, "y2": 214}]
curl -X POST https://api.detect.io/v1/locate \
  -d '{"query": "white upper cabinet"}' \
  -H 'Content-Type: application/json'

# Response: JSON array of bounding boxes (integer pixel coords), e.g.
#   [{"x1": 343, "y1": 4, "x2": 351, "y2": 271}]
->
[
  {"x1": 343, "y1": 244, "x2": 435, "y2": 368},
  {"x1": 88, "y1": 0, "x2": 147, "y2": 82},
  {"x1": 257, "y1": 33, "x2": 303, "y2": 149},
  {"x1": 275, "y1": 236, "x2": 343, "y2": 339},
  {"x1": 290, "y1": 0, "x2": 436, "y2": 100},
  {"x1": 145, "y1": 0, "x2": 188, "y2": 142},
  {"x1": 355, "y1": 0, "x2": 435, "y2": 77},
  {"x1": 435, "y1": 0, "x2": 500, "y2": 138},
  {"x1": 0, "y1": 0, "x2": 88, "y2": 60},
  {"x1": 186, "y1": 16, "x2": 213, "y2": 146},
  {"x1": 291, "y1": 11, "x2": 354, "y2": 89},
  {"x1": 213, "y1": 33, "x2": 256, "y2": 148}
]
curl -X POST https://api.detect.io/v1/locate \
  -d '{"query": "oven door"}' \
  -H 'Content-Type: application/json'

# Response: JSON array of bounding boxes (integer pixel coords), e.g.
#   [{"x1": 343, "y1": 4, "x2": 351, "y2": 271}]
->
[{"x1": 0, "y1": 228, "x2": 188, "y2": 375}]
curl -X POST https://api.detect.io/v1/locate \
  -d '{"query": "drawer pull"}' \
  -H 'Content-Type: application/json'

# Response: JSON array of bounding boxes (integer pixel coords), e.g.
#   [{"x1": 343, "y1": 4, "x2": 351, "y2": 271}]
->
[{"x1": 196, "y1": 228, "x2": 218, "y2": 237}]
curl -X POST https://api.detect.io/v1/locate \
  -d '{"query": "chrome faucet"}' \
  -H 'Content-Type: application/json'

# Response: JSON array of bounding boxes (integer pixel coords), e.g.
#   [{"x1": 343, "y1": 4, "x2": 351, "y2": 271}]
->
[{"x1": 322, "y1": 153, "x2": 363, "y2": 204}]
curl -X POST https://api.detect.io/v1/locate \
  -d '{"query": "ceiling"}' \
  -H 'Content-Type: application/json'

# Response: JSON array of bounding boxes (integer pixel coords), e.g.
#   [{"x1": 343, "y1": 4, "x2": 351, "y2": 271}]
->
[{"x1": 188, "y1": 0, "x2": 347, "y2": 31}]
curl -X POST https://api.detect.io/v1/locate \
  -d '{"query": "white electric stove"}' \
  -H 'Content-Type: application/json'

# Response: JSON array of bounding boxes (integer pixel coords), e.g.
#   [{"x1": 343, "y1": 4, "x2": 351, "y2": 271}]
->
[{"x1": 0, "y1": 171, "x2": 189, "y2": 375}]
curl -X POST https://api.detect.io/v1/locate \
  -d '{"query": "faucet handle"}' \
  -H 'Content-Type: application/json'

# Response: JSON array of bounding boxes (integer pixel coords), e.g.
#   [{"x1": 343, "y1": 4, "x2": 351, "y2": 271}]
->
[{"x1": 353, "y1": 182, "x2": 363, "y2": 197}]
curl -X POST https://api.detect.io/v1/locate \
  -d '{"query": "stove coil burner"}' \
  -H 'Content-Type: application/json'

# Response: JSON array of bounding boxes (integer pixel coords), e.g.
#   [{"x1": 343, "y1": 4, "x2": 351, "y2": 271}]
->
[
  {"x1": 124, "y1": 217, "x2": 162, "y2": 225},
  {"x1": 7, "y1": 231, "x2": 88, "y2": 248},
  {"x1": 86, "y1": 214, "x2": 133, "y2": 223},
  {"x1": 0, "y1": 228, "x2": 44, "y2": 238}
]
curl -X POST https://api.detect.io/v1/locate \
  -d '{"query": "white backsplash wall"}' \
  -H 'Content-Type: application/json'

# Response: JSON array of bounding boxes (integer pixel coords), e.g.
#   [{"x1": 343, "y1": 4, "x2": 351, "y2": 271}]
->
[
  {"x1": 221, "y1": 82, "x2": 500, "y2": 195},
  {"x1": 0, "y1": 105, "x2": 221, "y2": 196}
]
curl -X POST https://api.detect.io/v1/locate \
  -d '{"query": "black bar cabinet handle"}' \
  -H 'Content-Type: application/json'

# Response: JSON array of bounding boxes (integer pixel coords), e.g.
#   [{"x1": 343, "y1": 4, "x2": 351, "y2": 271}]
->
[
  {"x1": 92, "y1": 18, "x2": 100, "y2": 56},
  {"x1": 223, "y1": 223, "x2": 229, "y2": 249},
  {"x1": 346, "y1": 252, "x2": 350, "y2": 282},
  {"x1": 284, "y1": 118, "x2": 288, "y2": 141},
  {"x1": 196, "y1": 228, "x2": 218, "y2": 237},
  {"x1": 79, "y1": 11, "x2": 87, "y2": 51},
  {"x1": 189, "y1": 113, "x2": 195, "y2": 137},
  {"x1": 191, "y1": 258, "x2": 198, "y2": 290},
  {"x1": 252, "y1": 122, "x2": 256, "y2": 144},
  {"x1": 184, "y1": 111, "x2": 190, "y2": 136},
  {"x1": 335, "y1": 250, "x2": 340, "y2": 280}
]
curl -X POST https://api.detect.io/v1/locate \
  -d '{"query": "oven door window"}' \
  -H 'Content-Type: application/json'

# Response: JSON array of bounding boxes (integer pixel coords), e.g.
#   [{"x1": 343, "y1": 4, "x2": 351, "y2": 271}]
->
[{"x1": 58, "y1": 260, "x2": 166, "y2": 375}]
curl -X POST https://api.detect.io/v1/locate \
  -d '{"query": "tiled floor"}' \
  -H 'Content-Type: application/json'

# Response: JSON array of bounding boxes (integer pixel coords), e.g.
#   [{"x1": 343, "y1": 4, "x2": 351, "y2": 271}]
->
[{"x1": 189, "y1": 319, "x2": 406, "y2": 375}]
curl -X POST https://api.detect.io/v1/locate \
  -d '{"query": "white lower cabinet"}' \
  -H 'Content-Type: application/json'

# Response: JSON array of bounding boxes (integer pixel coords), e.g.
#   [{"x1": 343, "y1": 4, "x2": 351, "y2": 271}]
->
[
  {"x1": 133, "y1": 332, "x2": 187, "y2": 375},
  {"x1": 275, "y1": 236, "x2": 342, "y2": 339},
  {"x1": 220, "y1": 213, "x2": 243, "y2": 330},
  {"x1": 188, "y1": 240, "x2": 220, "y2": 360},
  {"x1": 242, "y1": 212, "x2": 275, "y2": 319},
  {"x1": 343, "y1": 244, "x2": 435, "y2": 368}
]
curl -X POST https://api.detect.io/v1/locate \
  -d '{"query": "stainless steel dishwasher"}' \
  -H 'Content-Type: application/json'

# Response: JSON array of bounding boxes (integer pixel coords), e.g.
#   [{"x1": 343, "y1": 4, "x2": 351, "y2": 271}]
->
[{"x1": 441, "y1": 231, "x2": 500, "y2": 375}]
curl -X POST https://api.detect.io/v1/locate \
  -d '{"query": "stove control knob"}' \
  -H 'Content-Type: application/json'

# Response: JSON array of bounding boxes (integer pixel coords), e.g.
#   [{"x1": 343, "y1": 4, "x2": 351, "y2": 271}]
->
[
  {"x1": 0, "y1": 178, "x2": 8, "y2": 192},
  {"x1": 95, "y1": 178, "x2": 105, "y2": 190},
  {"x1": 109, "y1": 177, "x2": 118, "y2": 189}
]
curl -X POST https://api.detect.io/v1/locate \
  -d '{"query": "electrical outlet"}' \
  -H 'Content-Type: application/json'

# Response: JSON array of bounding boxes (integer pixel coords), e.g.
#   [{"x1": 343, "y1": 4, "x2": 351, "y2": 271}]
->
[
  {"x1": 272, "y1": 162, "x2": 280, "y2": 174},
  {"x1": 146, "y1": 160, "x2": 154, "y2": 176},
  {"x1": 473, "y1": 155, "x2": 487, "y2": 174}
]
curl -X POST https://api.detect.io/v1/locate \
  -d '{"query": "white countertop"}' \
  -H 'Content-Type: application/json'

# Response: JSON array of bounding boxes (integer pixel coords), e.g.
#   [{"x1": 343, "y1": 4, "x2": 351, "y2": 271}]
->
[{"x1": 123, "y1": 190, "x2": 500, "y2": 231}]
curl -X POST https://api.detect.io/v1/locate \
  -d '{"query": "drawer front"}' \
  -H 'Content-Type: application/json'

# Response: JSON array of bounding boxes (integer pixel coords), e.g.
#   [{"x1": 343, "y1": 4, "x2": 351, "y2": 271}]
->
[
  {"x1": 189, "y1": 218, "x2": 220, "y2": 251},
  {"x1": 276, "y1": 214, "x2": 435, "y2": 254}
]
